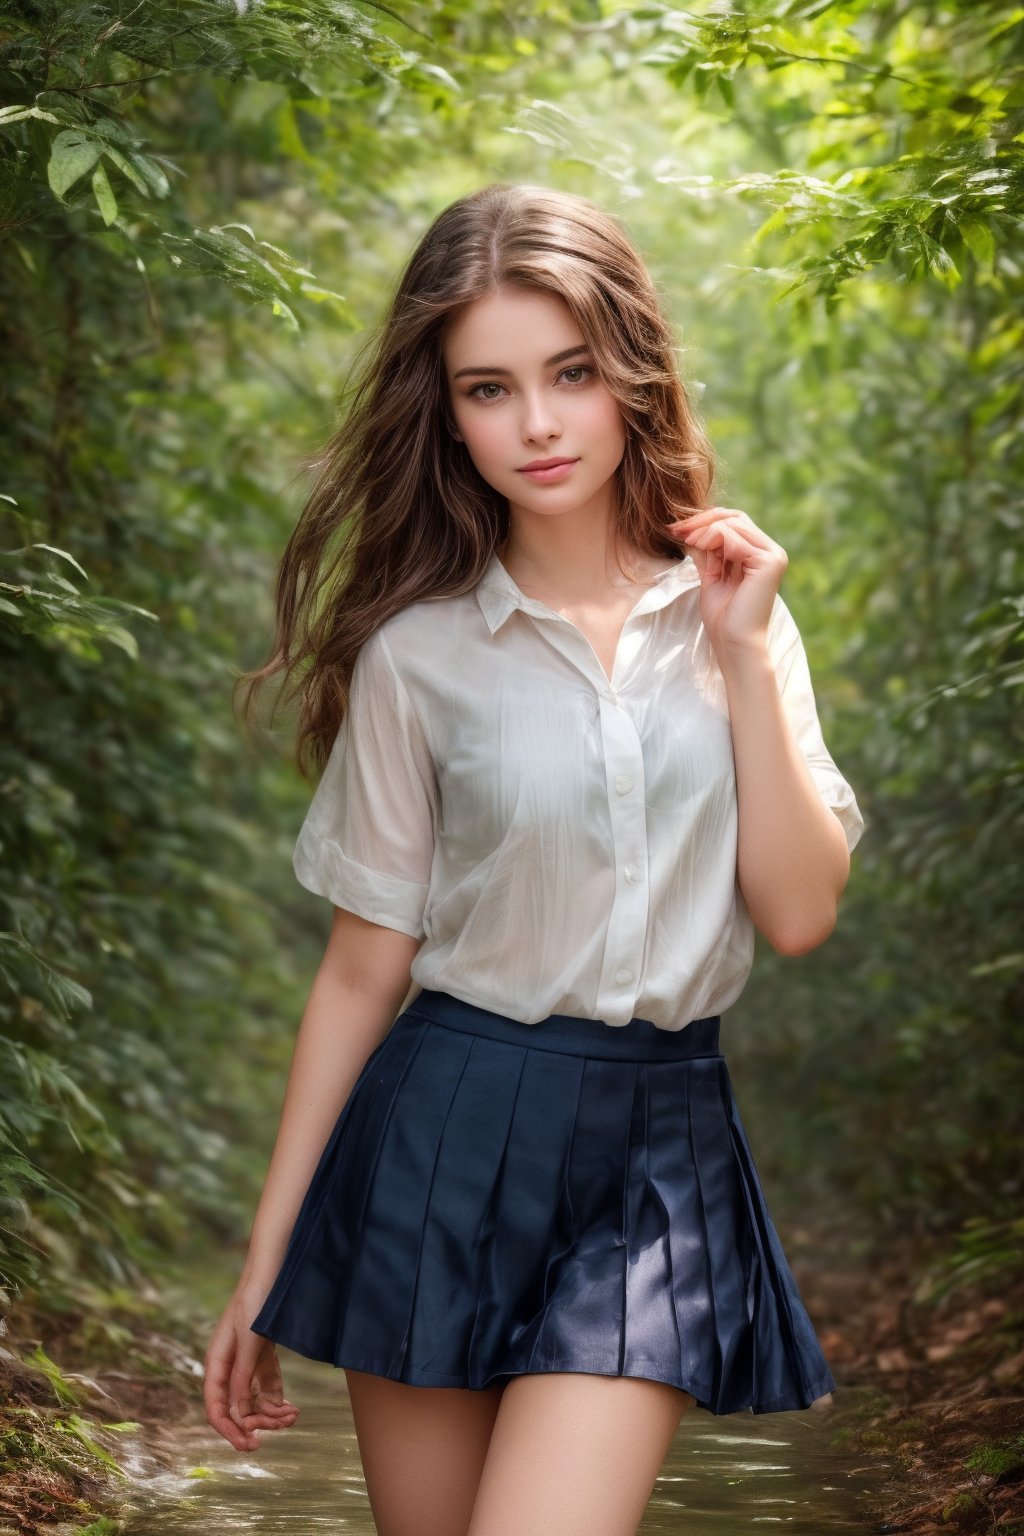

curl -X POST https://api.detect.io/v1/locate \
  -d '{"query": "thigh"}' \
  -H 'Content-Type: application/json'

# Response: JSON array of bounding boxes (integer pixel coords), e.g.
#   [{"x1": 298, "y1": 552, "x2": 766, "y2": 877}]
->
[
  {"x1": 466, "y1": 1372, "x2": 694, "y2": 1536},
  {"x1": 345, "y1": 1368, "x2": 506, "y2": 1536}
]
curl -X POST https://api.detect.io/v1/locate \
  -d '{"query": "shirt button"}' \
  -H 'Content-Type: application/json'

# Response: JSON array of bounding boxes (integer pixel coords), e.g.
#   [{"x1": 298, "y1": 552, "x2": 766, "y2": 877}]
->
[
  {"x1": 615, "y1": 966, "x2": 634, "y2": 984},
  {"x1": 615, "y1": 774, "x2": 633, "y2": 795},
  {"x1": 602, "y1": 686, "x2": 617, "y2": 703},
  {"x1": 624, "y1": 863, "x2": 641, "y2": 884}
]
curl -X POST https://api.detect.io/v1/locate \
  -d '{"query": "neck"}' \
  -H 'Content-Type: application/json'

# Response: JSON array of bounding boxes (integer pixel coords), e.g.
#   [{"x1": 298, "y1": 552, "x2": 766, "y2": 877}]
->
[{"x1": 498, "y1": 492, "x2": 668, "y2": 600}]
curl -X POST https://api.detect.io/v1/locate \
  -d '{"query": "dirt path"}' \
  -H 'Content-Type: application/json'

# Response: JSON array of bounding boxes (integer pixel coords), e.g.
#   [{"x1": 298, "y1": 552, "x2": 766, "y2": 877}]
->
[{"x1": 791, "y1": 1218, "x2": 1024, "y2": 1533}]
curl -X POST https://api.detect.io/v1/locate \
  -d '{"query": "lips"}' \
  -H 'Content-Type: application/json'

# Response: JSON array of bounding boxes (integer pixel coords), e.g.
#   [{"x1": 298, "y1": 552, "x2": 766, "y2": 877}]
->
[{"x1": 518, "y1": 457, "x2": 579, "y2": 471}]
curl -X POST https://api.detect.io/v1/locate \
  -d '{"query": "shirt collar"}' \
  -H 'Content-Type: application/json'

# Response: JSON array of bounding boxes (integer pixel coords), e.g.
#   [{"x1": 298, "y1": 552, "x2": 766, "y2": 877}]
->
[{"x1": 474, "y1": 548, "x2": 701, "y2": 635}]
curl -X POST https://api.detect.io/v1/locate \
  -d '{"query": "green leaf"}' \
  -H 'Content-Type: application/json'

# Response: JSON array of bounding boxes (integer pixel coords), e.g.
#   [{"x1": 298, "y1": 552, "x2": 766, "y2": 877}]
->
[
  {"x1": 750, "y1": 203, "x2": 791, "y2": 248},
  {"x1": 101, "y1": 145, "x2": 151, "y2": 197},
  {"x1": 3, "y1": 542, "x2": 90, "y2": 580},
  {"x1": 47, "y1": 129, "x2": 102, "y2": 199},
  {"x1": 91, "y1": 163, "x2": 118, "y2": 227},
  {"x1": 960, "y1": 216, "x2": 995, "y2": 265},
  {"x1": 98, "y1": 623, "x2": 140, "y2": 659},
  {"x1": 0, "y1": 104, "x2": 60, "y2": 126},
  {"x1": 132, "y1": 153, "x2": 172, "y2": 198}
]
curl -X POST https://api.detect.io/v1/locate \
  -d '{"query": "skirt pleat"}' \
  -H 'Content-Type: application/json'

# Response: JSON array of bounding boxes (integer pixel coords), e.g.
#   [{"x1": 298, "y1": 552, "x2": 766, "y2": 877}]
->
[{"x1": 250, "y1": 989, "x2": 836, "y2": 1416}]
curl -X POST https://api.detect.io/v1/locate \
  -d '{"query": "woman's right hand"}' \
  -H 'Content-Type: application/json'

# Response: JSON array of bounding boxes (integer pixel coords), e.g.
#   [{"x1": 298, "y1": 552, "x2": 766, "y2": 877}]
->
[{"x1": 203, "y1": 1285, "x2": 300, "y2": 1452}]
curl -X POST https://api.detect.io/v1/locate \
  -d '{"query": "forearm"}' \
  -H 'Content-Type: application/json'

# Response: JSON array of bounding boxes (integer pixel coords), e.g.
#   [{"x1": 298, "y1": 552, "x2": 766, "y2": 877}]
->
[
  {"x1": 238, "y1": 962, "x2": 415, "y2": 1295},
  {"x1": 720, "y1": 644, "x2": 850, "y2": 954}
]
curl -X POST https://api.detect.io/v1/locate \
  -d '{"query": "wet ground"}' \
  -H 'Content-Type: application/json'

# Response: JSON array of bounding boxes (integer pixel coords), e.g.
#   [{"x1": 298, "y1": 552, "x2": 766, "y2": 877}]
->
[{"x1": 118, "y1": 1351, "x2": 887, "y2": 1532}]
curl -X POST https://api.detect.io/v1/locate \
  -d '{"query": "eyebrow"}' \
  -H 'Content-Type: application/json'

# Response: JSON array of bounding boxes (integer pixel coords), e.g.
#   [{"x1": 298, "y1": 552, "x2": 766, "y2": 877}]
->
[{"x1": 452, "y1": 344, "x2": 593, "y2": 381}]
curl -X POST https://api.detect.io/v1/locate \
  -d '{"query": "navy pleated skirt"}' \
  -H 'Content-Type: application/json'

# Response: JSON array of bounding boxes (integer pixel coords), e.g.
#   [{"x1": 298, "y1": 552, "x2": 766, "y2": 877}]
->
[{"x1": 249, "y1": 987, "x2": 836, "y2": 1416}]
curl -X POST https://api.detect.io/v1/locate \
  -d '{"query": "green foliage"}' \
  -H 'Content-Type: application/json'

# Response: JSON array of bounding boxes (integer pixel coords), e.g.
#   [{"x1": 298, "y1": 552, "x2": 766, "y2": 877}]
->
[
  {"x1": 963, "y1": 1431, "x2": 1024, "y2": 1481},
  {"x1": 942, "y1": 1490, "x2": 987, "y2": 1519},
  {"x1": 917, "y1": 1216, "x2": 1024, "y2": 1303},
  {"x1": 54, "y1": 1415, "x2": 131, "y2": 1478},
  {"x1": 0, "y1": 0, "x2": 609, "y2": 1361},
  {"x1": 634, "y1": 0, "x2": 1023, "y2": 304},
  {"x1": 618, "y1": 0, "x2": 1023, "y2": 1269},
  {"x1": 22, "y1": 1345, "x2": 92, "y2": 1407},
  {"x1": 0, "y1": 0, "x2": 499, "y2": 1325}
]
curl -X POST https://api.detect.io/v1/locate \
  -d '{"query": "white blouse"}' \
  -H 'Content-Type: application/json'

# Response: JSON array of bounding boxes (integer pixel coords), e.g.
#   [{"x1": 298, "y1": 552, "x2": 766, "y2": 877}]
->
[{"x1": 293, "y1": 550, "x2": 866, "y2": 1031}]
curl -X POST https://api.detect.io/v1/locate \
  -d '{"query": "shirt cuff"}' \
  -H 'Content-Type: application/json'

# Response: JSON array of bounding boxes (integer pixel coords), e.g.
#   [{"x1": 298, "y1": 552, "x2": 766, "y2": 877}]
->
[
  {"x1": 292, "y1": 825, "x2": 430, "y2": 939},
  {"x1": 818, "y1": 782, "x2": 866, "y2": 854}
]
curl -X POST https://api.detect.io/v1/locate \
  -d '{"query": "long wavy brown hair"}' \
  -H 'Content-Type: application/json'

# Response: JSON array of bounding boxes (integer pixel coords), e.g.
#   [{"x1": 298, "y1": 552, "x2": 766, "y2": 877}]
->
[{"x1": 236, "y1": 182, "x2": 717, "y2": 778}]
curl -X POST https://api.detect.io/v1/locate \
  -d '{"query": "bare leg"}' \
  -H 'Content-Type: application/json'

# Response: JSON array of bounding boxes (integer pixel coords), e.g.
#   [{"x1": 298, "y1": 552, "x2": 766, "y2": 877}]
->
[
  {"x1": 345, "y1": 1368, "x2": 506, "y2": 1536},
  {"x1": 466, "y1": 1372, "x2": 695, "y2": 1536}
]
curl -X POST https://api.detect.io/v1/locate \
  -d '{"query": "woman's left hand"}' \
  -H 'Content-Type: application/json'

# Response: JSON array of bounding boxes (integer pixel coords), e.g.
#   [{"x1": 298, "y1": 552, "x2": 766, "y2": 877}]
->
[{"x1": 666, "y1": 505, "x2": 788, "y2": 664}]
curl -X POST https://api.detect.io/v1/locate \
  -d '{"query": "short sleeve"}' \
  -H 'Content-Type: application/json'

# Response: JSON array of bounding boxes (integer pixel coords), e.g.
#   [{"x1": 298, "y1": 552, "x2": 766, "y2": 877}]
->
[
  {"x1": 768, "y1": 595, "x2": 866, "y2": 854},
  {"x1": 291, "y1": 626, "x2": 438, "y2": 938}
]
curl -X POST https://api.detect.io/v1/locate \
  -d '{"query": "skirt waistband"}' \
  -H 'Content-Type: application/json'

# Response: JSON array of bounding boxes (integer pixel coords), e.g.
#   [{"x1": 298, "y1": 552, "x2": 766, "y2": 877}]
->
[{"x1": 403, "y1": 988, "x2": 721, "y2": 1063}]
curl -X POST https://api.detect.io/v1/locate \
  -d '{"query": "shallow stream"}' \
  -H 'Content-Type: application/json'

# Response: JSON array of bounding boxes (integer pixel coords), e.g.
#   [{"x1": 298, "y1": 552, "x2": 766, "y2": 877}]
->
[{"x1": 119, "y1": 1351, "x2": 887, "y2": 1532}]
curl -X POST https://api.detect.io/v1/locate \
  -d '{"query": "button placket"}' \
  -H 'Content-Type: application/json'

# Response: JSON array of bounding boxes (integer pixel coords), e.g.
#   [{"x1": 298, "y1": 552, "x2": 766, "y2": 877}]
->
[
  {"x1": 507, "y1": 602, "x2": 655, "y2": 1027},
  {"x1": 594, "y1": 688, "x2": 649, "y2": 1023}
]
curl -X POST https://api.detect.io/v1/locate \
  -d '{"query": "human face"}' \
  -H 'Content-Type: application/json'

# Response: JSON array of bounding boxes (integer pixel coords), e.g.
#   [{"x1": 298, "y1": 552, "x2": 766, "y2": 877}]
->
[{"x1": 442, "y1": 286, "x2": 627, "y2": 523}]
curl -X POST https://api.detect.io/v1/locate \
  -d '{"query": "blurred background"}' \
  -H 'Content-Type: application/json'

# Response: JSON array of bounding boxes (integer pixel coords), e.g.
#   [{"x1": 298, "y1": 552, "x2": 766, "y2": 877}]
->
[{"x1": 1, "y1": 1, "x2": 1021, "y2": 1530}]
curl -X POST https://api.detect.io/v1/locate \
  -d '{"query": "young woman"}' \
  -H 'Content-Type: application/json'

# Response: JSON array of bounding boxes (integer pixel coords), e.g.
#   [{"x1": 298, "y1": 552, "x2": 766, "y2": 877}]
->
[{"x1": 204, "y1": 182, "x2": 865, "y2": 1536}]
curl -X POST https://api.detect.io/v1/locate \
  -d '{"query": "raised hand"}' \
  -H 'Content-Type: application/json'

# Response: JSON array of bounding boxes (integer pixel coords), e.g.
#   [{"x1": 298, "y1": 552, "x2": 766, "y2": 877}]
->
[{"x1": 666, "y1": 506, "x2": 788, "y2": 665}]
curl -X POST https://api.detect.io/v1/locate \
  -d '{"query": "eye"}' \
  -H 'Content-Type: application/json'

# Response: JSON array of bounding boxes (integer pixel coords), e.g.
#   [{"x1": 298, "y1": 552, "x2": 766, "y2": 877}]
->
[{"x1": 464, "y1": 364, "x2": 595, "y2": 401}]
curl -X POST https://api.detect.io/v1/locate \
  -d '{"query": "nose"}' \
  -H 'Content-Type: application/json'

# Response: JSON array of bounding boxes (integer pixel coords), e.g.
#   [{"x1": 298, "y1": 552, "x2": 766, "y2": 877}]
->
[{"x1": 520, "y1": 387, "x2": 562, "y2": 445}]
